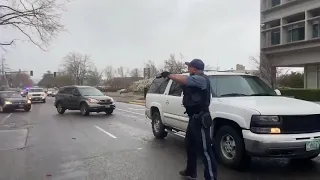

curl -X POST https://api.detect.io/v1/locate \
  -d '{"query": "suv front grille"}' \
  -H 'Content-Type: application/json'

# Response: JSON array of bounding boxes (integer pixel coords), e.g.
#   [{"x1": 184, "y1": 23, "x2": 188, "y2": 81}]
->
[
  {"x1": 32, "y1": 94, "x2": 41, "y2": 96},
  {"x1": 98, "y1": 99, "x2": 112, "y2": 105},
  {"x1": 281, "y1": 114, "x2": 320, "y2": 134}
]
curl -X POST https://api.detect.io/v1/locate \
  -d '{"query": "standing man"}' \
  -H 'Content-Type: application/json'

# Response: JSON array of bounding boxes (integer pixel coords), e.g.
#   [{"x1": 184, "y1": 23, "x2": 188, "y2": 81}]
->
[{"x1": 159, "y1": 59, "x2": 217, "y2": 180}]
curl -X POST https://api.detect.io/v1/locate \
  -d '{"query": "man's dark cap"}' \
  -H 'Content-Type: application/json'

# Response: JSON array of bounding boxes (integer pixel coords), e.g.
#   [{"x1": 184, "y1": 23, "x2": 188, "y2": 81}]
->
[{"x1": 185, "y1": 59, "x2": 205, "y2": 70}]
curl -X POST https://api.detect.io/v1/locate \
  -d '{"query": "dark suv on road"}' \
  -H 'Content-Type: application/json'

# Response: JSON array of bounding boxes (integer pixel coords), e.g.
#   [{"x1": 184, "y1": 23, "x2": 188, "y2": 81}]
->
[
  {"x1": 54, "y1": 86, "x2": 115, "y2": 116},
  {"x1": 0, "y1": 91, "x2": 31, "y2": 112}
]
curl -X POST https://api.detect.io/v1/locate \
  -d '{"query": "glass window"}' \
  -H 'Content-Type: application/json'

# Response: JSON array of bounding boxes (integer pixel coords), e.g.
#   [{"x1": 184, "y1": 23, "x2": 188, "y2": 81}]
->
[
  {"x1": 271, "y1": 30, "x2": 280, "y2": 45},
  {"x1": 0, "y1": 91, "x2": 22, "y2": 98},
  {"x1": 62, "y1": 87, "x2": 74, "y2": 94},
  {"x1": 168, "y1": 81, "x2": 183, "y2": 96},
  {"x1": 313, "y1": 23, "x2": 320, "y2": 38},
  {"x1": 78, "y1": 87, "x2": 104, "y2": 96},
  {"x1": 209, "y1": 75, "x2": 276, "y2": 97},
  {"x1": 271, "y1": 0, "x2": 280, "y2": 7},
  {"x1": 29, "y1": 88, "x2": 44, "y2": 92},
  {"x1": 148, "y1": 78, "x2": 169, "y2": 94},
  {"x1": 287, "y1": 25, "x2": 305, "y2": 42}
]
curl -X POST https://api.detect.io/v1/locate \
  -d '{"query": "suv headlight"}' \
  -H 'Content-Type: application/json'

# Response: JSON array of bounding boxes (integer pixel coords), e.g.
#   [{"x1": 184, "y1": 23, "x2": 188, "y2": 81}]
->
[
  {"x1": 250, "y1": 115, "x2": 281, "y2": 134},
  {"x1": 88, "y1": 98, "x2": 99, "y2": 103}
]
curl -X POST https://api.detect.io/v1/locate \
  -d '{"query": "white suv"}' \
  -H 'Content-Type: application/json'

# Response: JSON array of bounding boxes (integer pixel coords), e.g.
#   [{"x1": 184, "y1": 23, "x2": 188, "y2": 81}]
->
[{"x1": 145, "y1": 71, "x2": 320, "y2": 169}]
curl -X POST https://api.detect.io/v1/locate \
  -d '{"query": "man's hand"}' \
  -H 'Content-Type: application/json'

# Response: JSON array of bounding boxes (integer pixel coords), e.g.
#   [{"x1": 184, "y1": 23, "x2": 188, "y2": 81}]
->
[{"x1": 160, "y1": 71, "x2": 171, "y2": 78}]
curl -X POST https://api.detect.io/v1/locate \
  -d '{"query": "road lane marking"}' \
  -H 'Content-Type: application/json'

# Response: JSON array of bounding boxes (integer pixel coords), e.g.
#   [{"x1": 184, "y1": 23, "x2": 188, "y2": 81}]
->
[
  {"x1": 116, "y1": 108, "x2": 144, "y2": 116},
  {"x1": 115, "y1": 113, "x2": 138, "y2": 118},
  {"x1": 128, "y1": 108, "x2": 145, "y2": 111},
  {"x1": 94, "y1": 125, "x2": 117, "y2": 139},
  {"x1": 1, "y1": 113, "x2": 12, "y2": 124}
]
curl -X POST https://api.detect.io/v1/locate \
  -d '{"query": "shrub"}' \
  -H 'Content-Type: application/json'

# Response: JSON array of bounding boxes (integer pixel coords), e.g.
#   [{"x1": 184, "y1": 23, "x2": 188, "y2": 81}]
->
[
  {"x1": 131, "y1": 78, "x2": 154, "y2": 92},
  {"x1": 279, "y1": 88, "x2": 320, "y2": 101}
]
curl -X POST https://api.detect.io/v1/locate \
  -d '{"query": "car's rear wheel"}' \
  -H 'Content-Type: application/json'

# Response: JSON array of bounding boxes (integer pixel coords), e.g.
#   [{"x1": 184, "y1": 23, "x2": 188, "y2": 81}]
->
[
  {"x1": 80, "y1": 103, "x2": 89, "y2": 116},
  {"x1": 151, "y1": 110, "x2": 167, "y2": 139},
  {"x1": 215, "y1": 125, "x2": 250, "y2": 169},
  {"x1": 42, "y1": 99, "x2": 46, "y2": 103},
  {"x1": 56, "y1": 102, "x2": 66, "y2": 114},
  {"x1": 105, "y1": 109, "x2": 113, "y2": 115}
]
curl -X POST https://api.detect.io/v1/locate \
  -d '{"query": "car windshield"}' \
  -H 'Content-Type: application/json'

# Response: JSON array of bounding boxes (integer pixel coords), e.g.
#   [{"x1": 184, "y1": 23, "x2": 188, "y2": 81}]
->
[
  {"x1": 29, "y1": 88, "x2": 44, "y2": 92},
  {"x1": 0, "y1": 92, "x2": 22, "y2": 98},
  {"x1": 78, "y1": 87, "x2": 104, "y2": 96},
  {"x1": 209, "y1": 75, "x2": 277, "y2": 97}
]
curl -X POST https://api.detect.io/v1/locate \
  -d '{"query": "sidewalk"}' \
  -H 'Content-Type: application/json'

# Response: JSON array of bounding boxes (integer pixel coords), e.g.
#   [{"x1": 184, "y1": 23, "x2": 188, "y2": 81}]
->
[{"x1": 105, "y1": 92, "x2": 145, "y2": 106}]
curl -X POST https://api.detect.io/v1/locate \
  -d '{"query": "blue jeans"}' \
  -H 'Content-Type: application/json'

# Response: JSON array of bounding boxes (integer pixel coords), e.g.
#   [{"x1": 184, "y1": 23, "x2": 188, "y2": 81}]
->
[{"x1": 185, "y1": 114, "x2": 218, "y2": 180}]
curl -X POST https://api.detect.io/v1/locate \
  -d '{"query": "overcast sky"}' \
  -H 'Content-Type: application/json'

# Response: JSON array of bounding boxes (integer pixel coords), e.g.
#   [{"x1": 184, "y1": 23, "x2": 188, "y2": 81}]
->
[{"x1": 1, "y1": 0, "x2": 260, "y2": 79}]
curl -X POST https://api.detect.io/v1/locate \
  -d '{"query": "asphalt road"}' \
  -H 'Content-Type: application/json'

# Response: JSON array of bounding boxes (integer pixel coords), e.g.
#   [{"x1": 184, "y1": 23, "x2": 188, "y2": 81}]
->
[{"x1": 0, "y1": 98, "x2": 320, "y2": 180}]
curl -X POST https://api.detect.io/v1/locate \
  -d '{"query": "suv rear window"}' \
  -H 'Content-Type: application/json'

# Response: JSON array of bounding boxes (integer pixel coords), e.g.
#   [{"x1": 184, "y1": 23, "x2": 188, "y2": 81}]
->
[{"x1": 148, "y1": 78, "x2": 169, "y2": 94}]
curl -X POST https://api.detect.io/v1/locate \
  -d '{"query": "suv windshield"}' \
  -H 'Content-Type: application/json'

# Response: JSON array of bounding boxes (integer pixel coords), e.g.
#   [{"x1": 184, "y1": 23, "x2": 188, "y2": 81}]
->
[
  {"x1": 209, "y1": 75, "x2": 276, "y2": 97},
  {"x1": 0, "y1": 92, "x2": 22, "y2": 98},
  {"x1": 78, "y1": 87, "x2": 104, "y2": 96},
  {"x1": 29, "y1": 88, "x2": 44, "y2": 92}
]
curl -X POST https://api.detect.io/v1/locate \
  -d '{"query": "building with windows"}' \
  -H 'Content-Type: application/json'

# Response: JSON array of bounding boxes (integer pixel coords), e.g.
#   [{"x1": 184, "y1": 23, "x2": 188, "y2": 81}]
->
[{"x1": 261, "y1": 0, "x2": 320, "y2": 88}]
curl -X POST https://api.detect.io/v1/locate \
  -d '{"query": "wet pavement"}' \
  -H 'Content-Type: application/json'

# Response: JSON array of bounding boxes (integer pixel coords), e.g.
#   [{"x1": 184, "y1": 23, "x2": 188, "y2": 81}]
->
[{"x1": 0, "y1": 98, "x2": 319, "y2": 180}]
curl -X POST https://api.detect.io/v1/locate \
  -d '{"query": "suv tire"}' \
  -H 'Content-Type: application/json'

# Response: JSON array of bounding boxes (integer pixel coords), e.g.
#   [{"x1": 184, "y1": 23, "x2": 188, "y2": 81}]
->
[
  {"x1": 24, "y1": 106, "x2": 31, "y2": 112},
  {"x1": 105, "y1": 109, "x2": 114, "y2": 115},
  {"x1": 56, "y1": 102, "x2": 66, "y2": 114},
  {"x1": 151, "y1": 110, "x2": 168, "y2": 139},
  {"x1": 215, "y1": 125, "x2": 250, "y2": 169},
  {"x1": 80, "y1": 103, "x2": 90, "y2": 116}
]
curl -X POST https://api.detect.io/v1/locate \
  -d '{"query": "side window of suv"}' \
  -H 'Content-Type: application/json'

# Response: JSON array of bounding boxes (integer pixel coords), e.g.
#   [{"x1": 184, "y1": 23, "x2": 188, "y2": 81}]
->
[
  {"x1": 168, "y1": 80, "x2": 183, "y2": 96},
  {"x1": 63, "y1": 87, "x2": 74, "y2": 95},
  {"x1": 148, "y1": 78, "x2": 170, "y2": 94}
]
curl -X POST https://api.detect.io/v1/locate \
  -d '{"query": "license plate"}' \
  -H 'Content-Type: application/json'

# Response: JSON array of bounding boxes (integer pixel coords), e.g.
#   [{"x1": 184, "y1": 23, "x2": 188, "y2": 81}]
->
[
  {"x1": 19, "y1": 105, "x2": 24, "y2": 108},
  {"x1": 105, "y1": 105, "x2": 110, "y2": 108},
  {"x1": 306, "y1": 140, "x2": 320, "y2": 151}
]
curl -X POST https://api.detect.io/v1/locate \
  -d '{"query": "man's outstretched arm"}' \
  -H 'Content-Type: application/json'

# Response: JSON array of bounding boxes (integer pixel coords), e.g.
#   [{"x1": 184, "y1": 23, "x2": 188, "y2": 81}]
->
[{"x1": 168, "y1": 74, "x2": 188, "y2": 85}]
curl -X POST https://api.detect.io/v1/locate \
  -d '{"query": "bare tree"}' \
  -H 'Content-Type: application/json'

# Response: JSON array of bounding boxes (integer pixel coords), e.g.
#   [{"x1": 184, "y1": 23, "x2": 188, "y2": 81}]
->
[
  {"x1": 250, "y1": 55, "x2": 286, "y2": 89},
  {"x1": 164, "y1": 53, "x2": 186, "y2": 74},
  {"x1": 144, "y1": 60, "x2": 158, "y2": 78},
  {"x1": 130, "y1": 68, "x2": 141, "y2": 77},
  {"x1": 104, "y1": 65, "x2": 114, "y2": 81},
  {"x1": 0, "y1": 0, "x2": 66, "y2": 50},
  {"x1": 61, "y1": 52, "x2": 92, "y2": 85},
  {"x1": 117, "y1": 66, "x2": 125, "y2": 77},
  {"x1": 86, "y1": 66, "x2": 103, "y2": 86}
]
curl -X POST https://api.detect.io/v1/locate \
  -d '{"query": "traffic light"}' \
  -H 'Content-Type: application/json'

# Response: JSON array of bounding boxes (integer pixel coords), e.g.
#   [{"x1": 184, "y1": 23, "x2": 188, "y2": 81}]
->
[
  {"x1": 53, "y1": 72, "x2": 57, "y2": 77},
  {"x1": 30, "y1": 71, "x2": 33, "y2": 76}
]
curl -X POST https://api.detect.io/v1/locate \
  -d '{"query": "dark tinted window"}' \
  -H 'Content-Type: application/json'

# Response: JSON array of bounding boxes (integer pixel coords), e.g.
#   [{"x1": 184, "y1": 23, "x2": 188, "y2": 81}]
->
[
  {"x1": 0, "y1": 92, "x2": 21, "y2": 98},
  {"x1": 61, "y1": 87, "x2": 74, "y2": 94},
  {"x1": 148, "y1": 78, "x2": 169, "y2": 94},
  {"x1": 209, "y1": 75, "x2": 276, "y2": 97},
  {"x1": 168, "y1": 81, "x2": 183, "y2": 96}
]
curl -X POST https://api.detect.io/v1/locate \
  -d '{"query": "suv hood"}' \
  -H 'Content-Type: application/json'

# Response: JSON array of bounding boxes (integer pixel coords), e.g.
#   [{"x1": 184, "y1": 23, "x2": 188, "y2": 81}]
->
[
  {"x1": 219, "y1": 96, "x2": 320, "y2": 115},
  {"x1": 28, "y1": 92, "x2": 45, "y2": 95},
  {"x1": 4, "y1": 97, "x2": 27, "y2": 102},
  {"x1": 85, "y1": 95, "x2": 113, "y2": 101}
]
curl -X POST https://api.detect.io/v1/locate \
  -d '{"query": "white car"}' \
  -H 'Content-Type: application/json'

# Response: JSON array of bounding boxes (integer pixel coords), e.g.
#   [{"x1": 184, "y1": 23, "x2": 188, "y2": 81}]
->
[
  {"x1": 27, "y1": 88, "x2": 46, "y2": 103},
  {"x1": 145, "y1": 71, "x2": 320, "y2": 169}
]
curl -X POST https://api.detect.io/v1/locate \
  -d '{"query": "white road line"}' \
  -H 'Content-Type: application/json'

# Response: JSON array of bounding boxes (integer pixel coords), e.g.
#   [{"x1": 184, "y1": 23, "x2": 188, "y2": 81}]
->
[
  {"x1": 1, "y1": 113, "x2": 12, "y2": 124},
  {"x1": 116, "y1": 108, "x2": 145, "y2": 116},
  {"x1": 128, "y1": 108, "x2": 145, "y2": 111},
  {"x1": 94, "y1": 125, "x2": 117, "y2": 139}
]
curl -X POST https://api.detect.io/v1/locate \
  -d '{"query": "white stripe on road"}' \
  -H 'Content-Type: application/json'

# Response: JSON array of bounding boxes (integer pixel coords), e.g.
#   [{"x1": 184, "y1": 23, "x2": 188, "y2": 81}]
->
[
  {"x1": 116, "y1": 108, "x2": 145, "y2": 116},
  {"x1": 128, "y1": 108, "x2": 145, "y2": 111},
  {"x1": 1, "y1": 113, "x2": 12, "y2": 124},
  {"x1": 94, "y1": 125, "x2": 117, "y2": 139}
]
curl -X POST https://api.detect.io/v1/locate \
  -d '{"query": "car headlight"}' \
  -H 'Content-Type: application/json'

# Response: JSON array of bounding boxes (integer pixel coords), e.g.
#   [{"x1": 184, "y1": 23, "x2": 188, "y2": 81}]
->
[
  {"x1": 5, "y1": 101, "x2": 12, "y2": 105},
  {"x1": 88, "y1": 98, "x2": 99, "y2": 103},
  {"x1": 27, "y1": 100, "x2": 31, "y2": 104},
  {"x1": 109, "y1": 98, "x2": 114, "y2": 102},
  {"x1": 250, "y1": 115, "x2": 281, "y2": 134}
]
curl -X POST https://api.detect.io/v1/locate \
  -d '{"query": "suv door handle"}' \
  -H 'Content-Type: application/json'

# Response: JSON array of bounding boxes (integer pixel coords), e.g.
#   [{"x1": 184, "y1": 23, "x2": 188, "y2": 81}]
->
[{"x1": 166, "y1": 100, "x2": 169, "y2": 104}]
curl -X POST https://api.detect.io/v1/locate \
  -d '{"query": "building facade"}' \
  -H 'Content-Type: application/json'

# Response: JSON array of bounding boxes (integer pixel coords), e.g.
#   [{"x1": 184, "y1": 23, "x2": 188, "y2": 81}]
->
[{"x1": 261, "y1": 0, "x2": 320, "y2": 88}]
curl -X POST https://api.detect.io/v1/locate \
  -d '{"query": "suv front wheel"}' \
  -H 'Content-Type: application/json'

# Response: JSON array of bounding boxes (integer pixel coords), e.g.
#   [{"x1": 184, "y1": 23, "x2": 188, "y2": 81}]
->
[
  {"x1": 80, "y1": 103, "x2": 90, "y2": 116},
  {"x1": 215, "y1": 125, "x2": 250, "y2": 169},
  {"x1": 151, "y1": 111, "x2": 167, "y2": 139}
]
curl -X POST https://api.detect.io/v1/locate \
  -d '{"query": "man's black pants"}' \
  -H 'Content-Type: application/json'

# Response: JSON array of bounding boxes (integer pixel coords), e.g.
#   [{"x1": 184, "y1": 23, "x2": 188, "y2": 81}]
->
[{"x1": 185, "y1": 113, "x2": 218, "y2": 180}]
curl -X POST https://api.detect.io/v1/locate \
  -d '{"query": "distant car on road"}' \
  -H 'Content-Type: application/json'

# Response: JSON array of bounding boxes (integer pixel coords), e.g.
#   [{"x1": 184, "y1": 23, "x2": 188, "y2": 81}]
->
[
  {"x1": 27, "y1": 88, "x2": 46, "y2": 103},
  {"x1": 54, "y1": 85, "x2": 115, "y2": 116},
  {"x1": 0, "y1": 91, "x2": 31, "y2": 112}
]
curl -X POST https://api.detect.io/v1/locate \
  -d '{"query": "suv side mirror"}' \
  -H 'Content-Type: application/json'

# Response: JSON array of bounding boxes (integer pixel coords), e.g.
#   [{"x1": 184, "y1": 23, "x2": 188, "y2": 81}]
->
[{"x1": 274, "y1": 89, "x2": 281, "y2": 96}]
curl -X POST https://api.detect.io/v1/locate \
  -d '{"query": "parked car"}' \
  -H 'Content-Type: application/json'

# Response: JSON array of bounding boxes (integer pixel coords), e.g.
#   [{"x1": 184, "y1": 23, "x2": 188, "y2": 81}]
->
[
  {"x1": 27, "y1": 88, "x2": 46, "y2": 103},
  {"x1": 54, "y1": 85, "x2": 115, "y2": 116},
  {"x1": 145, "y1": 71, "x2": 320, "y2": 169},
  {"x1": 0, "y1": 91, "x2": 31, "y2": 112}
]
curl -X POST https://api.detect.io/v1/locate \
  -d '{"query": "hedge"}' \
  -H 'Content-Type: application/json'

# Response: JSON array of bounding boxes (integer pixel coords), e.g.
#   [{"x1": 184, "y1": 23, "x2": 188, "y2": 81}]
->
[{"x1": 279, "y1": 88, "x2": 320, "y2": 101}]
